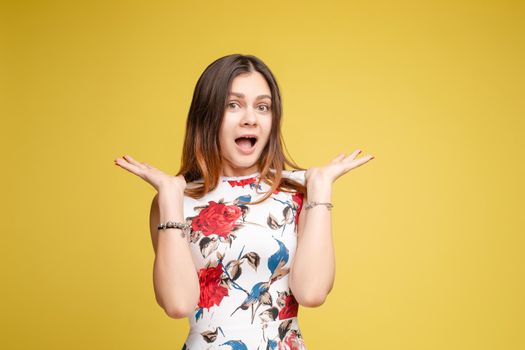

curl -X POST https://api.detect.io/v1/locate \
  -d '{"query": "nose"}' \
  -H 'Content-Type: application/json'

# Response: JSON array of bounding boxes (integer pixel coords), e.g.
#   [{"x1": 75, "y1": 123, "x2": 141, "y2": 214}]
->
[{"x1": 240, "y1": 106, "x2": 257, "y2": 126}]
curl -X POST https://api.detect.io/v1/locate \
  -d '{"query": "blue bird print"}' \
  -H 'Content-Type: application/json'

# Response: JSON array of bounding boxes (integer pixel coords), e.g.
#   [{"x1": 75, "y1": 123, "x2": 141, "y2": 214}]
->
[
  {"x1": 220, "y1": 339, "x2": 248, "y2": 350},
  {"x1": 230, "y1": 281, "x2": 270, "y2": 317},
  {"x1": 268, "y1": 238, "x2": 290, "y2": 283},
  {"x1": 236, "y1": 194, "x2": 251, "y2": 204},
  {"x1": 267, "y1": 339, "x2": 278, "y2": 349}
]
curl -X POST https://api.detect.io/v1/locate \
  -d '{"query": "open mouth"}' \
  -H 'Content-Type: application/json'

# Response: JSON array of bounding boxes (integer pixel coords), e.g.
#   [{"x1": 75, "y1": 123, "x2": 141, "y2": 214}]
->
[{"x1": 234, "y1": 136, "x2": 257, "y2": 151}]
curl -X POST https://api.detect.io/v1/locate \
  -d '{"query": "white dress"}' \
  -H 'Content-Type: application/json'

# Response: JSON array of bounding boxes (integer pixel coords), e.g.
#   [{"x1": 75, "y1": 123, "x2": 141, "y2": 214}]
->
[{"x1": 181, "y1": 170, "x2": 308, "y2": 350}]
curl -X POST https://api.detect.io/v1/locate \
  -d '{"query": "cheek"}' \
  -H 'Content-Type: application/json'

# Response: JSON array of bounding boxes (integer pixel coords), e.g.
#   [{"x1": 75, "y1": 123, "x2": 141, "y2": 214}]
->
[
  {"x1": 263, "y1": 120, "x2": 272, "y2": 139},
  {"x1": 258, "y1": 129, "x2": 272, "y2": 149},
  {"x1": 218, "y1": 132, "x2": 231, "y2": 154},
  {"x1": 219, "y1": 119, "x2": 233, "y2": 145}
]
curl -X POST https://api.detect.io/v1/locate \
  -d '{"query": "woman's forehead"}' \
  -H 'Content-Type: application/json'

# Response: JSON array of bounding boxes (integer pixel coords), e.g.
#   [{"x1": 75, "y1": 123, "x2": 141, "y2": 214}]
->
[{"x1": 229, "y1": 72, "x2": 271, "y2": 98}]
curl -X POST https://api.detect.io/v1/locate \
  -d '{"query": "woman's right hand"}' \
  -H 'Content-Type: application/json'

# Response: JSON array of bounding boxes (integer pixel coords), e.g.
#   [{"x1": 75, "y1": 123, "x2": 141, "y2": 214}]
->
[{"x1": 114, "y1": 154, "x2": 186, "y2": 193}]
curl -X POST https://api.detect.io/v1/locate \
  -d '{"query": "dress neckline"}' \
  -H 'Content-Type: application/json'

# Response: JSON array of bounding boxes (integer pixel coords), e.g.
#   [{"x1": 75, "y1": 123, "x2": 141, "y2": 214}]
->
[{"x1": 219, "y1": 171, "x2": 260, "y2": 180}]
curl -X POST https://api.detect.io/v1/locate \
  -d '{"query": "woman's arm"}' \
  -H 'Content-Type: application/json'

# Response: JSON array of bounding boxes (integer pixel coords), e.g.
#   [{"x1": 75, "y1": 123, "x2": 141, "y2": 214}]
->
[
  {"x1": 149, "y1": 189, "x2": 200, "y2": 319},
  {"x1": 289, "y1": 178, "x2": 335, "y2": 307},
  {"x1": 289, "y1": 150, "x2": 373, "y2": 307}
]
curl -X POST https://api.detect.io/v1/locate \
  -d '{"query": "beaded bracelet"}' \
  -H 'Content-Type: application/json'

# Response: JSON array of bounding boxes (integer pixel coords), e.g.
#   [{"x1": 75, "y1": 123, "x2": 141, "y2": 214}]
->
[
  {"x1": 157, "y1": 221, "x2": 190, "y2": 230},
  {"x1": 158, "y1": 221, "x2": 191, "y2": 238},
  {"x1": 304, "y1": 201, "x2": 333, "y2": 211}
]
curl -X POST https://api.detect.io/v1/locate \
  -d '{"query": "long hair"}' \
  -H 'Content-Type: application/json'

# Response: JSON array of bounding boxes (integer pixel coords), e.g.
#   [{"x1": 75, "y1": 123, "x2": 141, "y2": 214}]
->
[{"x1": 176, "y1": 54, "x2": 306, "y2": 204}]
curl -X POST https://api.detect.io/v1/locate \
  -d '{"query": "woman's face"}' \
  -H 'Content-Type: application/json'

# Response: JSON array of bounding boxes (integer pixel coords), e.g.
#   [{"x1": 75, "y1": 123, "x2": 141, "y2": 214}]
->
[{"x1": 219, "y1": 71, "x2": 273, "y2": 176}]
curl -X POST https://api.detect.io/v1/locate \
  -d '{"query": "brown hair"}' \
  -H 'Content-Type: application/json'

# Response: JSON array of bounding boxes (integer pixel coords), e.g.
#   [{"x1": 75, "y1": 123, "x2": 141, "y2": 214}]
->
[{"x1": 175, "y1": 54, "x2": 307, "y2": 204}]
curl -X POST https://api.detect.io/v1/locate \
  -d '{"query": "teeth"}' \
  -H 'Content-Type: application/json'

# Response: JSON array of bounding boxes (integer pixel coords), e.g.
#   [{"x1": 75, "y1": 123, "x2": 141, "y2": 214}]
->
[{"x1": 235, "y1": 136, "x2": 257, "y2": 147}]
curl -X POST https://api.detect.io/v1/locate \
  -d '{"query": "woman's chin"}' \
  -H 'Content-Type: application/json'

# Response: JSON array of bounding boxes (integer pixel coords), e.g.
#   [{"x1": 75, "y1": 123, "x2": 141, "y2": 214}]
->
[{"x1": 222, "y1": 149, "x2": 263, "y2": 168}]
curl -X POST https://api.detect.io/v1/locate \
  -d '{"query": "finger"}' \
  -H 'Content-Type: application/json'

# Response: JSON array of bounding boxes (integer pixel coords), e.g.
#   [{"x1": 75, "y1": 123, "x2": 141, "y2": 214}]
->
[
  {"x1": 123, "y1": 154, "x2": 147, "y2": 169},
  {"x1": 346, "y1": 154, "x2": 374, "y2": 169},
  {"x1": 331, "y1": 152, "x2": 346, "y2": 163},
  {"x1": 115, "y1": 157, "x2": 144, "y2": 176},
  {"x1": 343, "y1": 149, "x2": 362, "y2": 161}
]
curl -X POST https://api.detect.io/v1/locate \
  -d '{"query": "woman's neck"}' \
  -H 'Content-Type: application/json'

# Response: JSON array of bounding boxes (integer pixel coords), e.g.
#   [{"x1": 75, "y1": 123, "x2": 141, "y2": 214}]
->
[{"x1": 220, "y1": 165, "x2": 260, "y2": 177}]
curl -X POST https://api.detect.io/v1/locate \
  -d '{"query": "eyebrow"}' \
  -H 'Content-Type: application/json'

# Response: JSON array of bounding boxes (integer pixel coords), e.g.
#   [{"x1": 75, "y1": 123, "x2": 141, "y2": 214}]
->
[{"x1": 229, "y1": 92, "x2": 272, "y2": 100}]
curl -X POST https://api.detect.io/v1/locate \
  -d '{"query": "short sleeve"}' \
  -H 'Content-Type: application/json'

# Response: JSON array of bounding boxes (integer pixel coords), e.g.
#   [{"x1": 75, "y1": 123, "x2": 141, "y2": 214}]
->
[{"x1": 283, "y1": 169, "x2": 306, "y2": 186}]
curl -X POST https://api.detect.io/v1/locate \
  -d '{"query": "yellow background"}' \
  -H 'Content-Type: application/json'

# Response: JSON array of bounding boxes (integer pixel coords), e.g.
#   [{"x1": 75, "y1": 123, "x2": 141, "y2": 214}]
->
[{"x1": 1, "y1": 0, "x2": 523, "y2": 349}]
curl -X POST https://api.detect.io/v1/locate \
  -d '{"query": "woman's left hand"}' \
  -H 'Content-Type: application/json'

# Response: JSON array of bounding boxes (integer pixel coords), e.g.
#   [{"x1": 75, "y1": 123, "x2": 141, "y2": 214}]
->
[{"x1": 305, "y1": 149, "x2": 375, "y2": 185}]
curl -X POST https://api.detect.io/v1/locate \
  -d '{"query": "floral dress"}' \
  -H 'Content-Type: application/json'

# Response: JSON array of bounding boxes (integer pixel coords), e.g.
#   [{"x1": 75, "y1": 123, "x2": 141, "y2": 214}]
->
[{"x1": 181, "y1": 170, "x2": 308, "y2": 350}]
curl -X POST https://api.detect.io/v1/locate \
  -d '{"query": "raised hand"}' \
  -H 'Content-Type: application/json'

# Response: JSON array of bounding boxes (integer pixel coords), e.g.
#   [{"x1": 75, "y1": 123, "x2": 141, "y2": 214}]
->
[
  {"x1": 305, "y1": 149, "x2": 374, "y2": 185},
  {"x1": 114, "y1": 154, "x2": 187, "y2": 193}
]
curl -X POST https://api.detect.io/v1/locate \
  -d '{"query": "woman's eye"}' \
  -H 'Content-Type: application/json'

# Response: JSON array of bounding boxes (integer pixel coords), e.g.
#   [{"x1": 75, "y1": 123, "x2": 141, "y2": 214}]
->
[
  {"x1": 258, "y1": 105, "x2": 270, "y2": 112},
  {"x1": 228, "y1": 102, "x2": 239, "y2": 109}
]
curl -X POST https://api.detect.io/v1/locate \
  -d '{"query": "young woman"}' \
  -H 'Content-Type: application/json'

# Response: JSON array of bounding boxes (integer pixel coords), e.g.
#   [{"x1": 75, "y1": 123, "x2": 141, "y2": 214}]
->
[{"x1": 115, "y1": 54, "x2": 374, "y2": 350}]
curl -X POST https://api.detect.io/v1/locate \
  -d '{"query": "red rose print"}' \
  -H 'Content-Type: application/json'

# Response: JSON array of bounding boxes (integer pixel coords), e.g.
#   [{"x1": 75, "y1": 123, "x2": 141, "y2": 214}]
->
[
  {"x1": 278, "y1": 330, "x2": 305, "y2": 350},
  {"x1": 291, "y1": 192, "x2": 304, "y2": 226},
  {"x1": 192, "y1": 201, "x2": 242, "y2": 238},
  {"x1": 278, "y1": 294, "x2": 299, "y2": 319},
  {"x1": 198, "y1": 263, "x2": 229, "y2": 310},
  {"x1": 227, "y1": 177, "x2": 257, "y2": 188}
]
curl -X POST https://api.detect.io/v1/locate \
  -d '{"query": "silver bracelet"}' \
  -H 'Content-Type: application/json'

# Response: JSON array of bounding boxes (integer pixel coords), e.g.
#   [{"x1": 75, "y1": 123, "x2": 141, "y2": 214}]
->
[
  {"x1": 158, "y1": 221, "x2": 191, "y2": 230},
  {"x1": 304, "y1": 201, "x2": 333, "y2": 210},
  {"x1": 158, "y1": 221, "x2": 191, "y2": 238}
]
